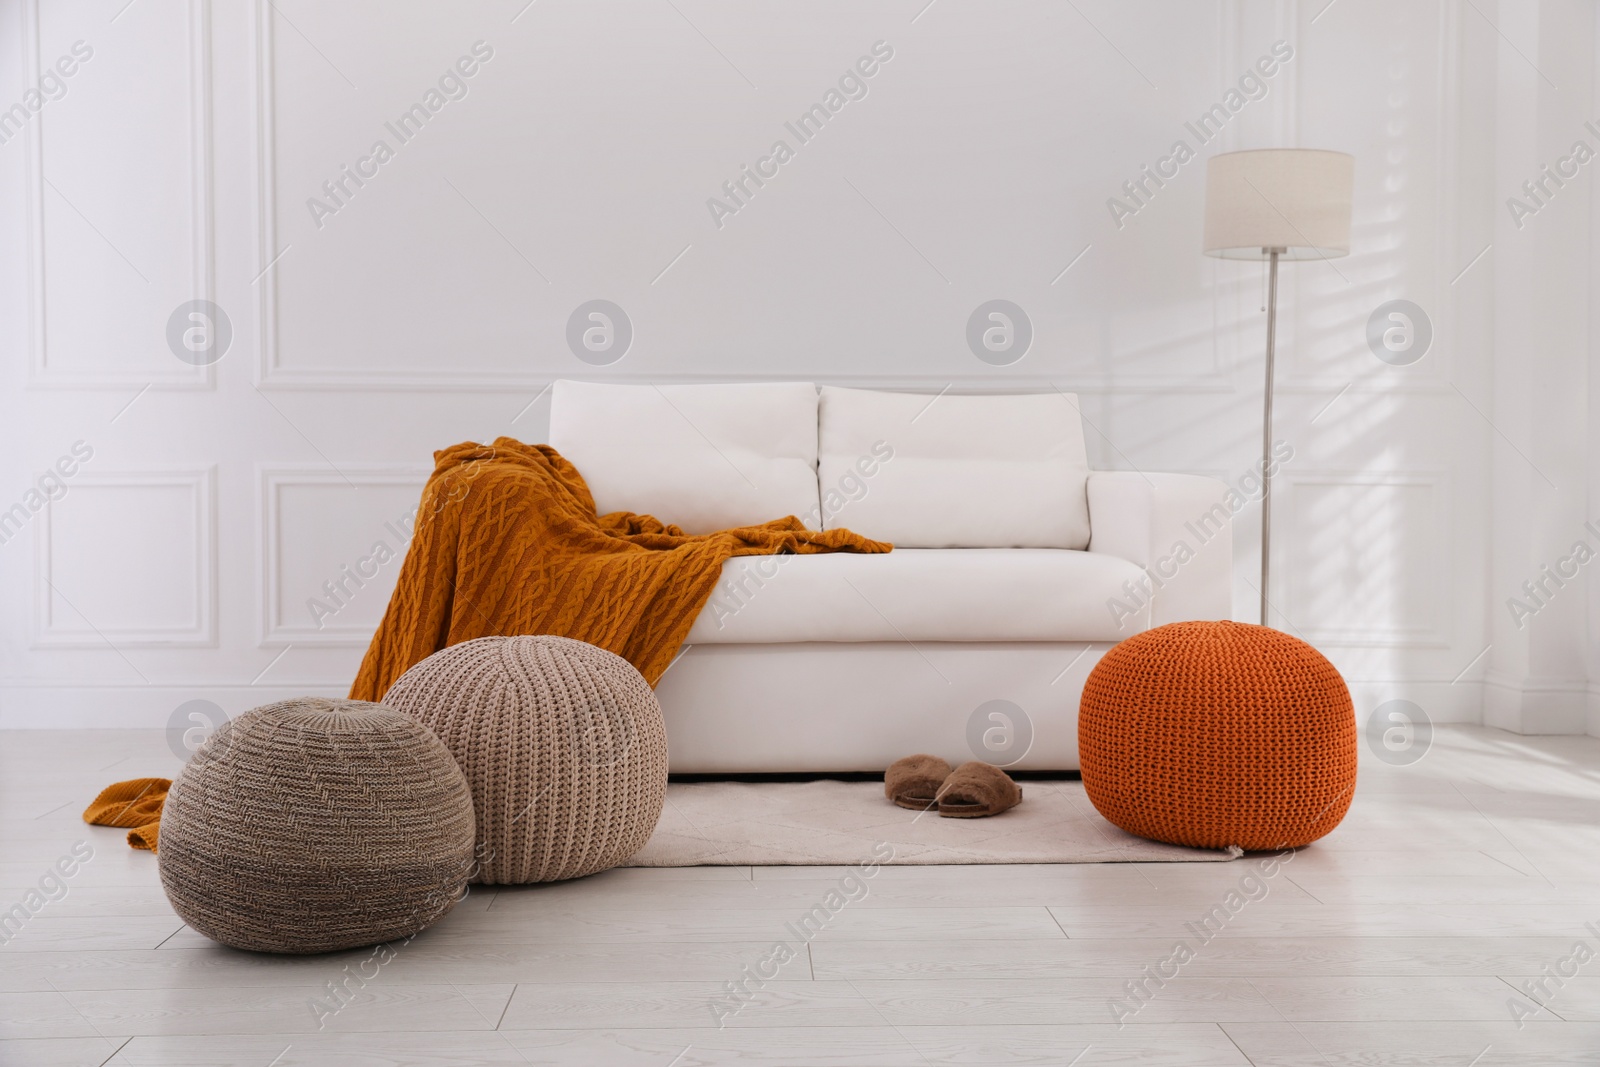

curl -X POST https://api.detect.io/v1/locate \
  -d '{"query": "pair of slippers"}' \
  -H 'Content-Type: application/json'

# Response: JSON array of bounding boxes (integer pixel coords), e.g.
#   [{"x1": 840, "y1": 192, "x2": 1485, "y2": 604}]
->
[{"x1": 884, "y1": 754, "x2": 1022, "y2": 818}]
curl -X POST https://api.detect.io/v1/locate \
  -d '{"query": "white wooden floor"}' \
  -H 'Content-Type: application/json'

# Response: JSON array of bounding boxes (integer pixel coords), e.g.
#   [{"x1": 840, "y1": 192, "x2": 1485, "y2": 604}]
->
[{"x1": 5, "y1": 725, "x2": 1600, "y2": 1065}]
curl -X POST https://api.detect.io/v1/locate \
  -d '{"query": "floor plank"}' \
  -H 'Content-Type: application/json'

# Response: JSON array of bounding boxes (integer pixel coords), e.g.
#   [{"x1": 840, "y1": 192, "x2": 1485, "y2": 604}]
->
[
  {"x1": 147, "y1": 904, "x2": 1068, "y2": 948},
  {"x1": 1222, "y1": 1020, "x2": 1600, "y2": 1065},
  {"x1": 58, "y1": 983, "x2": 516, "y2": 1037},
  {"x1": 0, "y1": 1037, "x2": 129, "y2": 1067},
  {"x1": 809, "y1": 936, "x2": 1599, "y2": 980},
  {"x1": 92, "y1": 1026, "x2": 1256, "y2": 1066}
]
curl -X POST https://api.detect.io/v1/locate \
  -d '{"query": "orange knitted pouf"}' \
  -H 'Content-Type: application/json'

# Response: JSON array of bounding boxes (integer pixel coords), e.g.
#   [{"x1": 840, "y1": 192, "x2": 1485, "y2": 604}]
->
[{"x1": 1079, "y1": 621, "x2": 1356, "y2": 851}]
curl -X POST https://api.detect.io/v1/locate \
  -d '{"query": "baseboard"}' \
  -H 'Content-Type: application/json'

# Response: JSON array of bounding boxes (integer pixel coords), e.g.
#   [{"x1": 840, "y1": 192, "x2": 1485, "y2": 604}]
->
[
  {"x1": 1483, "y1": 671, "x2": 1591, "y2": 734},
  {"x1": 1343, "y1": 679, "x2": 1483, "y2": 725},
  {"x1": 0, "y1": 685, "x2": 350, "y2": 728}
]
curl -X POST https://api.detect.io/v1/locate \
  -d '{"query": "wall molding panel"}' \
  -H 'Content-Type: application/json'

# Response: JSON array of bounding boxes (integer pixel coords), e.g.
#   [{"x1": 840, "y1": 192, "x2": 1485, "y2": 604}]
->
[
  {"x1": 258, "y1": 465, "x2": 430, "y2": 647},
  {"x1": 32, "y1": 467, "x2": 217, "y2": 648},
  {"x1": 1279, "y1": 470, "x2": 1450, "y2": 649},
  {"x1": 22, "y1": 0, "x2": 215, "y2": 390}
]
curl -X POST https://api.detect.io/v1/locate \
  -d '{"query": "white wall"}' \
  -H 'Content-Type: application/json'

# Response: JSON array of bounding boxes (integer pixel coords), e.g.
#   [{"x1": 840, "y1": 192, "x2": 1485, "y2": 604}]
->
[
  {"x1": 1480, "y1": 0, "x2": 1600, "y2": 735},
  {"x1": 0, "y1": 0, "x2": 1591, "y2": 734}
]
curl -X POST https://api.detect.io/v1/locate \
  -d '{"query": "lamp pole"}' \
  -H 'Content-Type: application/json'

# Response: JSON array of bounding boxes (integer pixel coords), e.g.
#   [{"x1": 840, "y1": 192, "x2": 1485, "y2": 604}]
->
[{"x1": 1260, "y1": 247, "x2": 1282, "y2": 628}]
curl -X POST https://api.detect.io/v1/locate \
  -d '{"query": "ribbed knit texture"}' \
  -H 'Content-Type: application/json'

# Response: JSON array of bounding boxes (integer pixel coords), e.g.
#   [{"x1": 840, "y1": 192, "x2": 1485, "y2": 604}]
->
[
  {"x1": 382, "y1": 635, "x2": 668, "y2": 884},
  {"x1": 349, "y1": 439, "x2": 889, "y2": 702},
  {"x1": 156, "y1": 698, "x2": 477, "y2": 954},
  {"x1": 1078, "y1": 621, "x2": 1357, "y2": 851}
]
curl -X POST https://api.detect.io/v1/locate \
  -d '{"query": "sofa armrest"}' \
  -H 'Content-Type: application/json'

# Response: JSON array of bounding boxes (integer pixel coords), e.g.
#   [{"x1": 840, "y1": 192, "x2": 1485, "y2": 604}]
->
[{"x1": 1086, "y1": 471, "x2": 1233, "y2": 629}]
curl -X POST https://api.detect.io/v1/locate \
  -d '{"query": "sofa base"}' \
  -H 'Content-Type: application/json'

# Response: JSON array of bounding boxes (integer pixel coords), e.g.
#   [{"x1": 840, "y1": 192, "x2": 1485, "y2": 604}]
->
[{"x1": 653, "y1": 641, "x2": 1111, "y2": 773}]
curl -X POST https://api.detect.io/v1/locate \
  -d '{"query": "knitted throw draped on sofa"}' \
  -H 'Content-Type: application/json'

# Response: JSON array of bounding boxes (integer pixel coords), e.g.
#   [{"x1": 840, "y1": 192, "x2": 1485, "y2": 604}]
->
[{"x1": 350, "y1": 438, "x2": 890, "y2": 700}]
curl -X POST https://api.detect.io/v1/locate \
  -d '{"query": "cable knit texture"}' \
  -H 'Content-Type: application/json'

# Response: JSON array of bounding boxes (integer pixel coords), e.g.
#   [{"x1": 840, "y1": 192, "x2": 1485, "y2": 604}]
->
[
  {"x1": 1078, "y1": 621, "x2": 1357, "y2": 851},
  {"x1": 350, "y1": 438, "x2": 890, "y2": 701},
  {"x1": 82, "y1": 777, "x2": 170, "y2": 850},
  {"x1": 383, "y1": 635, "x2": 668, "y2": 884},
  {"x1": 155, "y1": 698, "x2": 477, "y2": 954}
]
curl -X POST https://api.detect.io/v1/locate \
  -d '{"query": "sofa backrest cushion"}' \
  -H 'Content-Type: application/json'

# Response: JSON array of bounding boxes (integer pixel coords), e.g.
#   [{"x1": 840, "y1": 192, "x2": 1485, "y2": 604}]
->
[
  {"x1": 548, "y1": 380, "x2": 822, "y2": 534},
  {"x1": 817, "y1": 386, "x2": 1092, "y2": 549}
]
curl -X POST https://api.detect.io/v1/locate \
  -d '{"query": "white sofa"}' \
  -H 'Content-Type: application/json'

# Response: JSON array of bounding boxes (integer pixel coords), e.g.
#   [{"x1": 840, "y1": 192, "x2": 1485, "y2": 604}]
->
[{"x1": 548, "y1": 380, "x2": 1233, "y2": 772}]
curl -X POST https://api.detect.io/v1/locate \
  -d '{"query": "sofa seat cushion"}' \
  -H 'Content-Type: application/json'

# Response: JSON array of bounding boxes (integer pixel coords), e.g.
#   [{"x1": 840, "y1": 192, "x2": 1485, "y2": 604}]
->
[
  {"x1": 548, "y1": 380, "x2": 822, "y2": 534},
  {"x1": 817, "y1": 386, "x2": 1092, "y2": 548},
  {"x1": 685, "y1": 548, "x2": 1149, "y2": 644}
]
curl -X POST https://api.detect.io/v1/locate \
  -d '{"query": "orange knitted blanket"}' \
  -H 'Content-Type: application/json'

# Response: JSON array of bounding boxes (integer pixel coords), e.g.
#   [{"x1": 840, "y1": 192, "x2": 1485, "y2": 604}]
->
[
  {"x1": 83, "y1": 777, "x2": 169, "y2": 850},
  {"x1": 350, "y1": 438, "x2": 890, "y2": 700}
]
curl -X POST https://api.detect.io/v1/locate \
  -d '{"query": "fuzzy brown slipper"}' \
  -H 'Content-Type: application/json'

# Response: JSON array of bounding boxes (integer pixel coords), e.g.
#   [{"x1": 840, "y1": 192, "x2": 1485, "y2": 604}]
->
[
  {"x1": 937, "y1": 761, "x2": 1022, "y2": 818},
  {"x1": 884, "y1": 754, "x2": 953, "y2": 810}
]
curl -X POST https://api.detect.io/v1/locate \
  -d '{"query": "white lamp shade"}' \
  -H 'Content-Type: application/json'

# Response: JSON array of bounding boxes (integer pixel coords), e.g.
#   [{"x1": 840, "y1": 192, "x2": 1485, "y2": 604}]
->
[{"x1": 1203, "y1": 149, "x2": 1354, "y2": 260}]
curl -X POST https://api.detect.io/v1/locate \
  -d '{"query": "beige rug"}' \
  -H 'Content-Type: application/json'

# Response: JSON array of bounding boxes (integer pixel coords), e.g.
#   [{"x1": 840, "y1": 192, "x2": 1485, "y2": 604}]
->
[{"x1": 625, "y1": 779, "x2": 1239, "y2": 865}]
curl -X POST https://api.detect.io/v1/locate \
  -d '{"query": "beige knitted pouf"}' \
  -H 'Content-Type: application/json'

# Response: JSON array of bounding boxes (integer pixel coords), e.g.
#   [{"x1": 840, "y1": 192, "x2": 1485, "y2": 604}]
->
[
  {"x1": 157, "y1": 697, "x2": 477, "y2": 954},
  {"x1": 382, "y1": 635, "x2": 669, "y2": 884}
]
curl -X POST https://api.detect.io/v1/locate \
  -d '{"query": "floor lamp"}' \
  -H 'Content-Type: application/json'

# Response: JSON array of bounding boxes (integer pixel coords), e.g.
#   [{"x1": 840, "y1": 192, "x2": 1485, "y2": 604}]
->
[{"x1": 1202, "y1": 149, "x2": 1354, "y2": 627}]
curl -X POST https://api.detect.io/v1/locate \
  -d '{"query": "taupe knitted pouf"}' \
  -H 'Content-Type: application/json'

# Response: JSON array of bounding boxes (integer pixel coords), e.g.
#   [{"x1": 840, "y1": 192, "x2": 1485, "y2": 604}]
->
[
  {"x1": 157, "y1": 697, "x2": 477, "y2": 954},
  {"x1": 382, "y1": 636, "x2": 669, "y2": 884}
]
